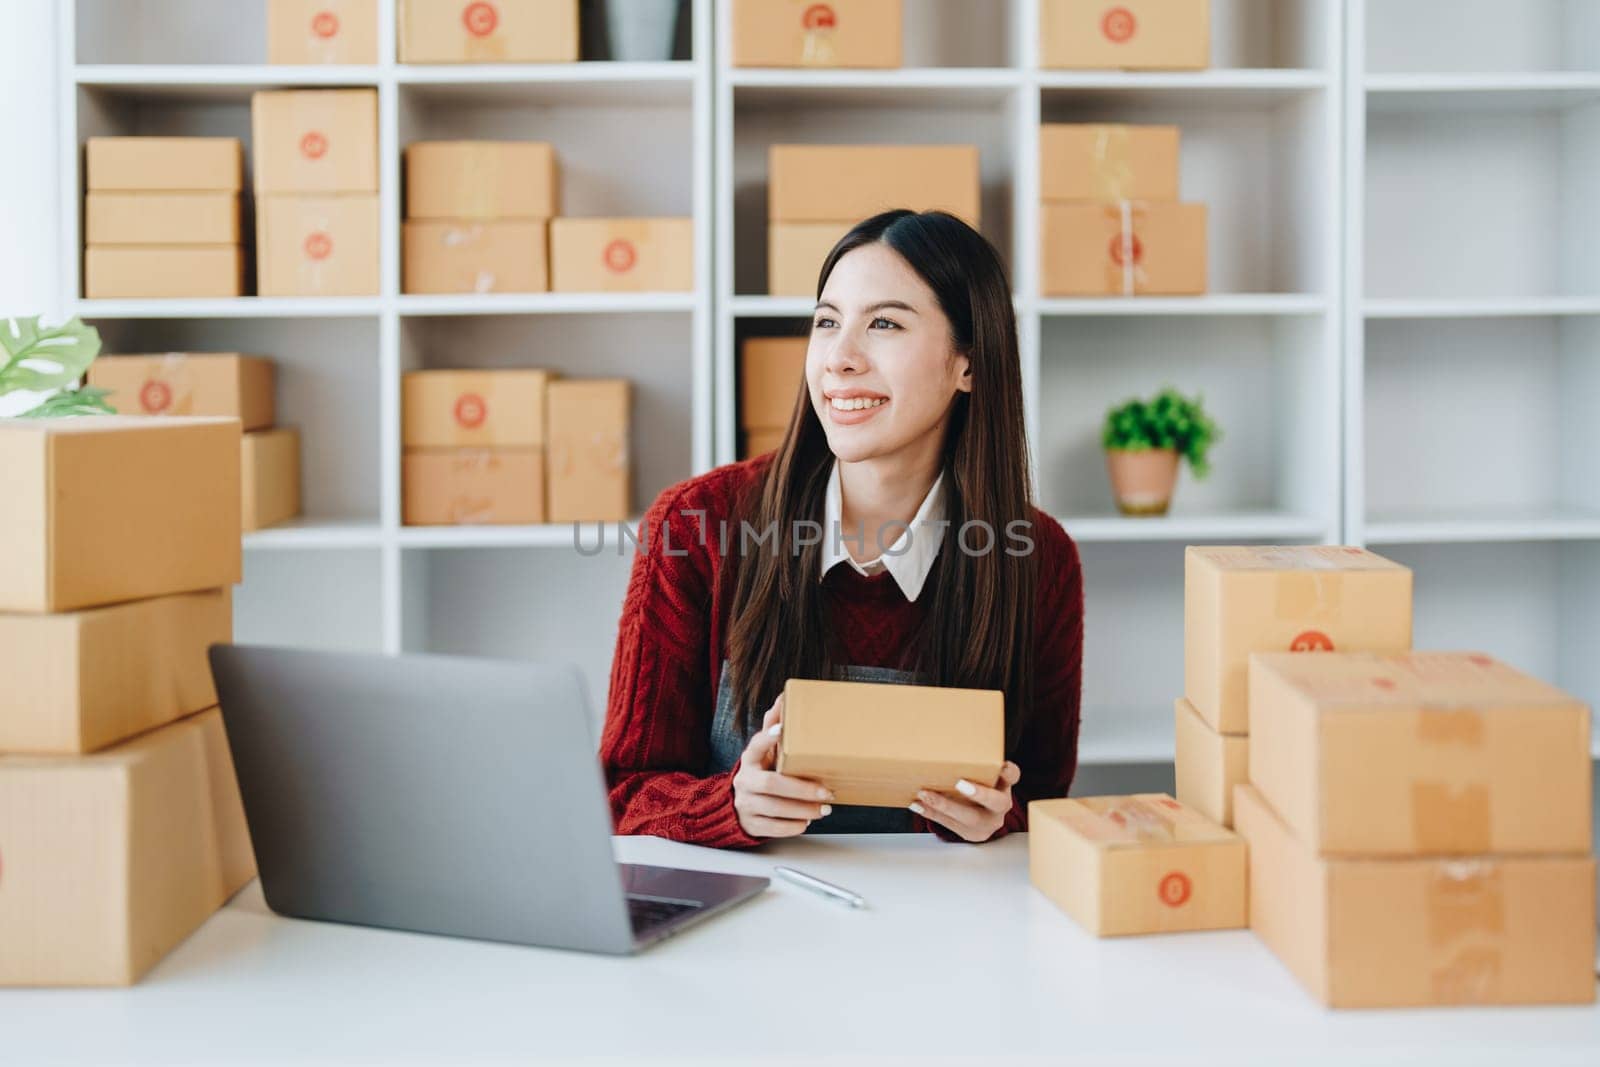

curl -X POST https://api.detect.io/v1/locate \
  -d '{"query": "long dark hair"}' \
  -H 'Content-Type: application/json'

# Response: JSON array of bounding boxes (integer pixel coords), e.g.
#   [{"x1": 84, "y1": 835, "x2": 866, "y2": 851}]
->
[{"x1": 722, "y1": 210, "x2": 1038, "y2": 749}]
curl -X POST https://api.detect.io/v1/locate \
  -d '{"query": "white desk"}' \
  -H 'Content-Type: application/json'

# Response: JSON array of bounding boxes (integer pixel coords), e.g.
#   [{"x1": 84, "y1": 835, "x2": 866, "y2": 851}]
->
[{"x1": 4, "y1": 834, "x2": 1598, "y2": 1065}]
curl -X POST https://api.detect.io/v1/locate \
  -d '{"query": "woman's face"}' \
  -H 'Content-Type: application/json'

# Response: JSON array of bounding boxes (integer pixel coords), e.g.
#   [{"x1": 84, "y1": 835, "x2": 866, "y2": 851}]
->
[{"x1": 806, "y1": 242, "x2": 972, "y2": 464}]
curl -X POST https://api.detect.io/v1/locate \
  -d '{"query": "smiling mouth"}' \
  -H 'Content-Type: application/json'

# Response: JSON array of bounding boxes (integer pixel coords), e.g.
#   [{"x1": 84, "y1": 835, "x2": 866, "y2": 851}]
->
[{"x1": 828, "y1": 396, "x2": 887, "y2": 411}]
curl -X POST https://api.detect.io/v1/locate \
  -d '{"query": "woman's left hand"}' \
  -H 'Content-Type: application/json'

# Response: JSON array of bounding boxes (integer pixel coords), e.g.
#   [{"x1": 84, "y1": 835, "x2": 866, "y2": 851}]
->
[{"x1": 911, "y1": 762, "x2": 1022, "y2": 843}]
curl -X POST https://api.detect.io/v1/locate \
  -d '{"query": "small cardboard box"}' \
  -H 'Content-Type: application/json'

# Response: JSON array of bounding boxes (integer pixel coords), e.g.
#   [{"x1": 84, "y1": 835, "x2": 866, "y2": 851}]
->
[
  {"x1": 1040, "y1": 200, "x2": 1206, "y2": 296},
  {"x1": 1249, "y1": 651, "x2": 1592, "y2": 857},
  {"x1": 405, "y1": 141, "x2": 559, "y2": 220},
  {"x1": 403, "y1": 448, "x2": 545, "y2": 525},
  {"x1": 0, "y1": 589, "x2": 231, "y2": 755},
  {"x1": 402, "y1": 368, "x2": 552, "y2": 449},
  {"x1": 547, "y1": 379, "x2": 632, "y2": 522},
  {"x1": 550, "y1": 218, "x2": 693, "y2": 293},
  {"x1": 242, "y1": 428, "x2": 303, "y2": 533},
  {"x1": 251, "y1": 89, "x2": 379, "y2": 194},
  {"x1": 768, "y1": 144, "x2": 981, "y2": 226},
  {"x1": 1040, "y1": 0, "x2": 1211, "y2": 71},
  {"x1": 267, "y1": 0, "x2": 379, "y2": 64},
  {"x1": 85, "y1": 192, "x2": 241, "y2": 246},
  {"x1": 0, "y1": 709, "x2": 256, "y2": 987},
  {"x1": 1235, "y1": 783, "x2": 1596, "y2": 1009},
  {"x1": 775, "y1": 678, "x2": 1004, "y2": 807},
  {"x1": 257, "y1": 194, "x2": 381, "y2": 297},
  {"x1": 0, "y1": 416, "x2": 242, "y2": 614},
  {"x1": 1184, "y1": 546, "x2": 1414, "y2": 735},
  {"x1": 742, "y1": 428, "x2": 786, "y2": 459},
  {"x1": 732, "y1": 0, "x2": 903, "y2": 68},
  {"x1": 84, "y1": 246, "x2": 244, "y2": 300},
  {"x1": 1173, "y1": 696, "x2": 1246, "y2": 828},
  {"x1": 88, "y1": 354, "x2": 275, "y2": 431},
  {"x1": 85, "y1": 137, "x2": 242, "y2": 192},
  {"x1": 1030, "y1": 793, "x2": 1246, "y2": 936},
  {"x1": 740, "y1": 336, "x2": 807, "y2": 430},
  {"x1": 1040, "y1": 124, "x2": 1181, "y2": 202},
  {"x1": 768, "y1": 221, "x2": 851, "y2": 297},
  {"x1": 402, "y1": 220, "x2": 549, "y2": 294},
  {"x1": 398, "y1": 0, "x2": 579, "y2": 64}
]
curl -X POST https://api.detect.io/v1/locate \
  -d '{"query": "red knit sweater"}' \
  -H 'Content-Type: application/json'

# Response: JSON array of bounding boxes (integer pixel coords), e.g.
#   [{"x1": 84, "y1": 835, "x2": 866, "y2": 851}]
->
[{"x1": 600, "y1": 455, "x2": 1085, "y2": 848}]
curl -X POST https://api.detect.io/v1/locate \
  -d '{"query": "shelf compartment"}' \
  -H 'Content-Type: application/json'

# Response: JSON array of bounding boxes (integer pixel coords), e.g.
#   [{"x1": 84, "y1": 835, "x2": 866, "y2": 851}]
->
[
  {"x1": 1364, "y1": 0, "x2": 1600, "y2": 76},
  {"x1": 234, "y1": 547, "x2": 385, "y2": 654}
]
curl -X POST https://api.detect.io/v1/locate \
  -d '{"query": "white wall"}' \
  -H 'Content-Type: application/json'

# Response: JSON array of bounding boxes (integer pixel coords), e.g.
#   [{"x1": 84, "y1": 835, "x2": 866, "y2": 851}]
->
[{"x1": 0, "y1": 1, "x2": 61, "y2": 321}]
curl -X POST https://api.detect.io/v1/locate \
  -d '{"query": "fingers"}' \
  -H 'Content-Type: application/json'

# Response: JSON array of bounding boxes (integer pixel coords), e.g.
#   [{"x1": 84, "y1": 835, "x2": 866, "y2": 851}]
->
[
  {"x1": 953, "y1": 776, "x2": 1011, "y2": 815},
  {"x1": 740, "y1": 815, "x2": 810, "y2": 839},
  {"x1": 997, "y1": 761, "x2": 1021, "y2": 789},
  {"x1": 748, "y1": 769, "x2": 833, "y2": 803},
  {"x1": 761, "y1": 693, "x2": 785, "y2": 732},
  {"x1": 911, "y1": 789, "x2": 991, "y2": 840},
  {"x1": 742, "y1": 723, "x2": 780, "y2": 770},
  {"x1": 740, "y1": 793, "x2": 831, "y2": 822}
]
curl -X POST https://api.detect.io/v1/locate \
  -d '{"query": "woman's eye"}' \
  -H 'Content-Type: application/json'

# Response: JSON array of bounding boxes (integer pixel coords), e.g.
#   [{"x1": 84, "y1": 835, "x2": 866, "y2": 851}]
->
[
  {"x1": 871, "y1": 317, "x2": 900, "y2": 330},
  {"x1": 813, "y1": 317, "x2": 836, "y2": 329}
]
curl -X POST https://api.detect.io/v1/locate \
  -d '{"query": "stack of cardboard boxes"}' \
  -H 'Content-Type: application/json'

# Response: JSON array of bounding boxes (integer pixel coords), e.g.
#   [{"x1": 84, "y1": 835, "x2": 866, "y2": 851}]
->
[
  {"x1": 551, "y1": 217, "x2": 693, "y2": 294},
  {"x1": 0, "y1": 416, "x2": 255, "y2": 987},
  {"x1": 739, "y1": 337, "x2": 806, "y2": 459},
  {"x1": 404, "y1": 141, "x2": 558, "y2": 294},
  {"x1": 252, "y1": 89, "x2": 381, "y2": 298},
  {"x1": 732, "y1": 0, "x2": 903, "y2": 68},
  {"x1": 398, "y1": 0, "x2": 579, "y2": 64},
  {"x1": 1039, "y1": 0, "x2": 1210, "y2": 70},
  {"x1": 84, "y1": 138, "x2": 245, "y2": 300},
  {"x1": 267, "y1": 0, "x2": 378, "y2": 64}
]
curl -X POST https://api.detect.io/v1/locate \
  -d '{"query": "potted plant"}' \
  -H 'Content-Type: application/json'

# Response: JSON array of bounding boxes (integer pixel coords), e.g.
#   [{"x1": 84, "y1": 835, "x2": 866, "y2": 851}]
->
[
  {"x1": 0, "y1": 316, "x2": 114, "y2": 418},
  {"x1": 1100, "y1": 387, "x2": 1219, "y2": 517}
]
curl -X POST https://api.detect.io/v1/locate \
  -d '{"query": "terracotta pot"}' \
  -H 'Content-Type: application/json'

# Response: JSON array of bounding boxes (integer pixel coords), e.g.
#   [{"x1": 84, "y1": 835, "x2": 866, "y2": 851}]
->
[{"x1": 1105, "y1": 447, "x2": 1180, "y2": 517}]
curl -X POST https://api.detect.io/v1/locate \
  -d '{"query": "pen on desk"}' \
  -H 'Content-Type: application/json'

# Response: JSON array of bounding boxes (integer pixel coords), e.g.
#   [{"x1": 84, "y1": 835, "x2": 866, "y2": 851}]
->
[{"x1": 773, "y1": 865, "x2": 869, "y2": 909}]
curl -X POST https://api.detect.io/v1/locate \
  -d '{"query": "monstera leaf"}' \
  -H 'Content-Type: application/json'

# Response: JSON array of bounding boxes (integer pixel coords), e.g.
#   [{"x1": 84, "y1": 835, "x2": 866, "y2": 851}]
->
[
  {"x1": 0, "y1": 316, "x2": 116, "y2": 417},
  {"x1": 16, "y1": 386, "x2": 117, "y2": 418}
]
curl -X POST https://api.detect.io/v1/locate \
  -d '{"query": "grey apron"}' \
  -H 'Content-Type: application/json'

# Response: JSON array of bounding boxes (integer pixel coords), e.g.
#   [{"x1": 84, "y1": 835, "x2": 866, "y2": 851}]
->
[{"x1": 709, "y1": 660, "x2": 923, "y2": 834}]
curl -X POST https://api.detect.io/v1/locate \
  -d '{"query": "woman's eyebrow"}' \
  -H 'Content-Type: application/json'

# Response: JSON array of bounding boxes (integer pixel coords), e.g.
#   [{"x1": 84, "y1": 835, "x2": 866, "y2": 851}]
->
[{"x1": 812, "y1": 300, "x2": 920, "y2": 315}]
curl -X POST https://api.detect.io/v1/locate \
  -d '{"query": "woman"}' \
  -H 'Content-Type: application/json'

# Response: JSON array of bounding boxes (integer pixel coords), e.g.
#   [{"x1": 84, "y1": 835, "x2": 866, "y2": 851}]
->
[{"x1": 601, "y1": 209, "x2": 1083, "y2": 847}]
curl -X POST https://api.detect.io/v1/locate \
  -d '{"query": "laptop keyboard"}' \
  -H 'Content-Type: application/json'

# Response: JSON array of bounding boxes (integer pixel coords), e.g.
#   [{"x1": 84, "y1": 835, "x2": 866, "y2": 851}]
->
[{"x1": 627, "y1": 895, "x2": 702, "y2": 934}]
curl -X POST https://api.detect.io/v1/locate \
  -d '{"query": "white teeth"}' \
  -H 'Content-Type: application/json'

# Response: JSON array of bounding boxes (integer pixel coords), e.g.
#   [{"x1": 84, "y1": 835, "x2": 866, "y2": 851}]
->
[{"x1": 830, "y1": 396, "x2": 886, "y2": 411}]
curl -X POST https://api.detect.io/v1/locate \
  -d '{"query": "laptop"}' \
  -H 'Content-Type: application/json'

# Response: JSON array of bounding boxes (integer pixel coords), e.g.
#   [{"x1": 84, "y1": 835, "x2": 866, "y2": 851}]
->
[{"x1": 208, "y1": 644, "x2": 769, "y2": 955}]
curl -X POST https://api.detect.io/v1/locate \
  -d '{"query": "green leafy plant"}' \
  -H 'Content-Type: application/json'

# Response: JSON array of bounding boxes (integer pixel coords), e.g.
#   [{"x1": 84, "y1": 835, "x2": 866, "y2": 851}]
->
[
  {"x1": 1101, "y1": 387, "x2": 1221, "y2": 478},
  {"x1": 0, "y1": 316, "x2": 115, "y2": 418}
]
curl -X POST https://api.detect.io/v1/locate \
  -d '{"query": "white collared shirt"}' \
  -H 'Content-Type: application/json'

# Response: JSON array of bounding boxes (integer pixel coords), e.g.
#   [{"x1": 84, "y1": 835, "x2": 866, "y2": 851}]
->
[{"x1": 820, "y1": 460, "x2": 948, "y2": 602}]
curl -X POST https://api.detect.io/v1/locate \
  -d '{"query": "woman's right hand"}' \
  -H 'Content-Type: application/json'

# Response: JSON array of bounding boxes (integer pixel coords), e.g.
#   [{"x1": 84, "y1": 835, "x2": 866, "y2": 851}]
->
[{"x1": 732, "y1": 694, "x2": 834, "y2": 838}]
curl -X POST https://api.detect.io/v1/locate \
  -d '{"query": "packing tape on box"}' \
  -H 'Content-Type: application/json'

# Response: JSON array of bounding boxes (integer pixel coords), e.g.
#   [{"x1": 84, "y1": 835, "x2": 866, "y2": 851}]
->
[
  {"x1": 1274, "y1": 571, "x2": 1344, "y2": 624},
  {"x1": 1068, "y1": 796, "x2": 1180, "y2": 844},
  {"x1": 1091, "y1": 127, "x2": 1136, "y2": 201},
  {"x1": 448, "y1": 450, "x2": 499, "y2": 524},
  {"x1": 1412, "y1": 706, "x2": 1491, "y2": 851},
  {"x1": 1427, "y1": 860, "x2": 1506, "y2": 1003},
  {"x1": 461, "y1": 150, "x2": 501, "y2": 220}
]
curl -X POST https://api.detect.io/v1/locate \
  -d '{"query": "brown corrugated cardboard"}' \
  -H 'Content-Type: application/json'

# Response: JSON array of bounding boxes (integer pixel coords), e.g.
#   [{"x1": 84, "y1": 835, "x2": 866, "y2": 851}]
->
[
  {"x1": 0, "y1": 416, "x2": 241, "y2": 614},
  {"x1": 405, "y1": 141, "x2": 559, "y2": 220},
  {"x1": 549, "y1": 218, "x2": 693, "y2": 293},
  {"x1": 0, "y1": 709, "x2": 256, "y2": 987},
  {"x1": 742, "y1": 428, "x2": 787, "y2": 459},
  {"x1": 398, "y1": 0, "x2": 579, "y2": 63},
  {"x1": 740, "y1": 336, "x2": 807, "y2": 429},
  {"x1": 257, "y1": 195, "x2": 380, "y2": 297},
  {"x1": 546, "y1": 379, "x2": 631, "y2": 522},
  {"x1": 1030, "y1": 793, "x2": 1246, "y2": 936},
  {"x1": 402, "y1": 219, "x2": 548, "y2": 294},
  {"x1": 88, "y1": 354, "x2": 275, "y2": 431},
  {"x1": 242, "y1": 428, "x2": 303, "y2": 533},
  {"x1": 776, "y1": 678, "x2": 1004, "y2": 808},
  {"x1": 403, "y1": 448, "x2": 545, "y2": 525},
  {"x1": 1041, "y1": 200, "x2": 1207, "y2": 296},
  {"x1": 1235, "y1": 783, "x2": 1596, "y2": 1008},
  {"x1": 85, "y1": 192, "x2": 241, "y2": 246},
  {"x1": 1040, "y1": 0, "x2": 1211, "y2": 70},
  {"x1": 1184, "y1": 546, "x2": 1413, "y2": 735},
  {"x1": 0, "y1": 589, "x2": 231, "y2": 755},
  {"x1": 1040, "y1": 124, "x2": 1181, "y2": 201},
  {"x1": 251, "y1": 89, "x2": 379, "y2": 194},
  {"x1": 84, "y1": 246, "x2": 244, "y2": 300},
  {"x1": 768, "y1": 144, "x2": 981, "y2": 226},
  {"x1": 267, "y1": 0, "x2": 379, "y2": 64},
  {"x1": 1249, "y1": 651, "x2": 1592, "y2": 857},
  {"x1": 402, "y1": 368, "x2": 552, "y2": 448},
  {"x1": 1173, "y1": 696, "x2": 1246, "y2": 828},
  {"x1": 768, "y1": 221, "x2": 851, "y2": 297},
  {"x1": 85, "y1": 137, "x2": 242, "y2": 192},
  {"x1": 732, "y1": 0, "x2": 902, "y2": 68}
]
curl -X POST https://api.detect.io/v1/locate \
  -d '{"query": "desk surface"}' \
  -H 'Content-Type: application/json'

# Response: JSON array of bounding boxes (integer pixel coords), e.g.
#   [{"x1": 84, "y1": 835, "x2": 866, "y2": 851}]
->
[{"x1": 4, "y1": 834, "x2": 1598, "y2": 1065}]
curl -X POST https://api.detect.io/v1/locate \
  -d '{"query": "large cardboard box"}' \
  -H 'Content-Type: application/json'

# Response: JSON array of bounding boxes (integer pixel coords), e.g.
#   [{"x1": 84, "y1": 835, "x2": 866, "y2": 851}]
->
[
  {"x1": 1040, "y1": 0, "x2": 1211, "y2": 71},
  {"x1": 398, "y1": 0, "x2": 579, "y2": 64},
  {"x1": 257, "y1": 195, "x2": 381, "y2": 297},
  {"x1": 85, "y1": 137, "x2": 242, "y2": 192},
  {"x1": 776, "y1": 678, "x2": 1003, "y2": 808},
  {"x1": 1184, "y1": 545, "x2": 1413, "y2": 735},
  {"x1": 768, "y1": 221, "x2": 851, "y2": 297},
  {"x1": 405, "y1": 141, "x2": 559, "y2": 220},
  {"x1": 741, "y1": 336, "x2": 807, "y2": 430},
  {"x1": 88, "y1": 354, "x2": 275, "y2": 431},
  {"x1": 267, "y1": 0, "x2": 380, "y2": 64},
  {"x1": 0, "y1": 590, "x2": 231, "y2": 755},
  {"x1": 1249, "y1": 651, "x2": 1592, "y2": 857},
  {"x1": 1040, "y1": 124, "x2": 1180, "y2": 202},
  {"x1": 1235, "y1": 783, "x2": 1596, "y2": 1008},
  {"x1": 402, "y1": 220, "x2": 549, "y2": 294},
  {"x1": 403, "y1": 448, "x2": 545, "y2": 525},
  {"x1": 85, "y1": 192, "x2": 241, "y2": 246},
  {"x1": 1030, "y1": 793, "x2": 1246, "y2": 936},
  {"x1": 550, "y1": 218, "x2": 693, "y2": 293},
  {"x1": 1041, "y1": 200, "x2": 1207, "y2": 296},
  {"x1": 402, "y1": 369, "x2": 552, "y2": 449},
  {"x1": 742, "y1": 428, "x2": 787, "y2": 459},
  {"x1": 732, "y1": 0, "x2": 902, "y2": 68},
  {"x1": 0, "y1": 416, "x2": 242, "y2": 614},
  {"x1": 769, "y1": 144, "x2": 981, "y2": 226},
  {"x1": 546, "y1": 379, "x2": 631, "y2": 522},
  {"x1": 1173, "y1": 696, "x2": 1246, "y2": 828},
  {"x1": 242, "y1": 429, "x2": 303, "y2": 533},
  {"x1": 0, "y1": 709, "x2": 256, "y2": 987},
  {"x1": 251, "y1": 89, "x2": 379, "y2": 194},
  {"x1": 84, "y1": 247, "x2": 244, "y2": 300}
]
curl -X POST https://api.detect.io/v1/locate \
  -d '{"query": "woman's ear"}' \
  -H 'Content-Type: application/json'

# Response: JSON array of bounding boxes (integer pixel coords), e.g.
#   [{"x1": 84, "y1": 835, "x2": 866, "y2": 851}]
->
[{"x1": 955, "y1": 352, "x2": 974, "y2": 393}]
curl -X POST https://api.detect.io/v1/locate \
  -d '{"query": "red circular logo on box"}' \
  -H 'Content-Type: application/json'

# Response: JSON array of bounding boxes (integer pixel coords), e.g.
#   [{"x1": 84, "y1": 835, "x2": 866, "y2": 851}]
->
[
  {"x1": 1373, "y1": 677, "x2": 1398, "y2": 691},
  {"x1": 1158, "y1": 872, "x2": 1192, "y2": 908},
  {"x1": 454, "y1": 393, "x2": 488, "y2": 428},
  {"x1": 312, "y1": 11, "x2": 340, "y2": 38},
  {"x1": 139, "y1": 379, "x2": 172, "y2": 414},
  {"x1": 463, "y1": 2, "x2": 499, "y2": 37},
  {"x1": 1289, "y1": 630, "x2": 1335, "y2": 652},
  {"x1": 304, "y1": 231, "x2": 334, "y2": 261},
  {"x1": 802, "y1": 4, "x2": 837, "y2": 29},
  {"x1": 603, "y1": 239, "x2": 638, "y2": 273},
  {"x1": 300, "y1": 131, "x2": 329, "y2": 159},
  {"x1": 1102, "y1": 6, "x2": 1137, "y2": 43},
  {"x1": 1108, "y1": 233, "x2": 1143, "y2": 266}
]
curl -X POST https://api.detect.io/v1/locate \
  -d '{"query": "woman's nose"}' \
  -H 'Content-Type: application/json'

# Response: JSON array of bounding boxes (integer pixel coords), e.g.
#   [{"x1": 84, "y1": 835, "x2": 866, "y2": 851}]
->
[{"x1": 823, "y1": 327, "x2": 867, "y2": 376}]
